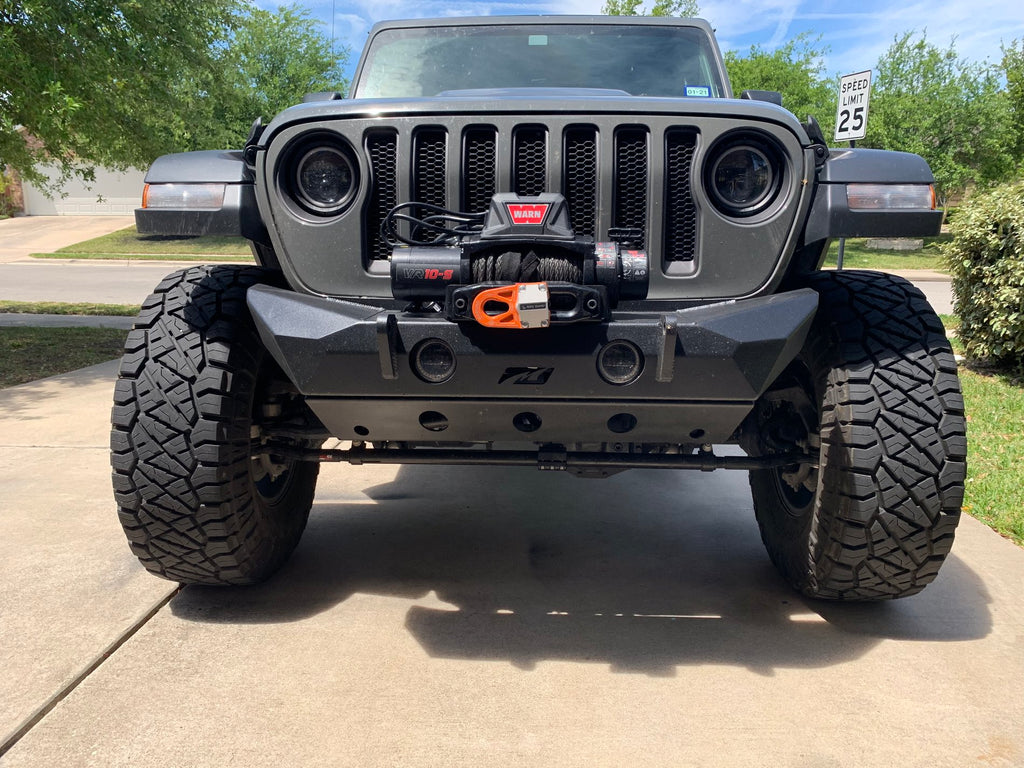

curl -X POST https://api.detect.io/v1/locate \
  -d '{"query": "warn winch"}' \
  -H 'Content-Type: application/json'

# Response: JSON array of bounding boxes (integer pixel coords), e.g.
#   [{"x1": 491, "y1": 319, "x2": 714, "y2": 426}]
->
[{"x1": 388, "y1": 193, "x2": 649, "y2": 326}]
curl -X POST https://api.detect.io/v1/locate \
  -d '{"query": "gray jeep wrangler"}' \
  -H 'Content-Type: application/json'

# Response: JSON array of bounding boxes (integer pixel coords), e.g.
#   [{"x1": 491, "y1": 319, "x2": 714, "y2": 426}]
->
[{"x1": 111, "y1": 16, "x2": 966, "y2": 599}]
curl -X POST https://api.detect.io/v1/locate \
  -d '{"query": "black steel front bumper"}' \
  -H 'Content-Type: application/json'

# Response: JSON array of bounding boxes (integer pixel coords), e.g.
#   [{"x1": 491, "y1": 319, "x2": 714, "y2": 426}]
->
[{"x1": 247, "y1": 286, "x2": 817, "y2": 445}]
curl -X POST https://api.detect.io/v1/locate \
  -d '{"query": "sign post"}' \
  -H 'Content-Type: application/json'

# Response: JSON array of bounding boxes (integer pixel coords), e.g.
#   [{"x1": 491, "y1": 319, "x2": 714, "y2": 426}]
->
[{"x1": 833, "y1": 70, "x2": 872, "y2": 269}]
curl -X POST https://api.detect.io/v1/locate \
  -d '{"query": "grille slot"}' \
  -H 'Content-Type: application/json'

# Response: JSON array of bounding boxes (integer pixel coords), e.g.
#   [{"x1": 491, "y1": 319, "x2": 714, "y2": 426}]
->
[
  {"x1": 563, "y1": 127, "x2": 598, "y2": 238},
  {"x1": 612, "y1": 127, "x2": 649, "y2": 248},
  {"x1": 463, "y1": 127, "x2": 497, "y2": 214},
  {"x1": 413, "y1": 129, "x2": 447, "y2": 209},
  {"x1": 513, "y1": 126, "x2": 547, "y2": 196},
  {"x1": 664, "y1": 130, "x2": 698, "y2": 261},
  {"x1": 366, "y1": 130, "x2": 398, "y2": 260},
  {"x1": 412, "y1": 129, "x2": 447, "y2": 241}
]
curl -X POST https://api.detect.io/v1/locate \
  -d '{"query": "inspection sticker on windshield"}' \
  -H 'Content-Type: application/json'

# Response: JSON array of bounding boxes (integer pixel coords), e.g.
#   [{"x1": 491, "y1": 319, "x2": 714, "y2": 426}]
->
[{"x1": 686, "y1": 85, "x2": 711, "y2": 97}]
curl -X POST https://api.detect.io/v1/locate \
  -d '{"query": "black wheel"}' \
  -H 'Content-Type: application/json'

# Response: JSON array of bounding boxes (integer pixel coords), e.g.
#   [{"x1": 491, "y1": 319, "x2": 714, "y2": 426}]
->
[
  {"x1": 110, "y1": 265, "x2": 319, "y2": 585},
  {"x1": 747, "y1": 271, "x2": 966, "y2": 600}
]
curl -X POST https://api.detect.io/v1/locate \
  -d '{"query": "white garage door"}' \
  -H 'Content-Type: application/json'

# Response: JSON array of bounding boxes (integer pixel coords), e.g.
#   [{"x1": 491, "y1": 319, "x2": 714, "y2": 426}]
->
[{"x1": 23, "y1": 165, "x2": 145, "y2": 215}]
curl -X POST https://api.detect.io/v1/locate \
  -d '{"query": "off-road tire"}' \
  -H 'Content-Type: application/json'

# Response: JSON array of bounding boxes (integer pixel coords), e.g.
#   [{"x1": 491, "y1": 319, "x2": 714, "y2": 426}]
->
[
  {"x1": 110, "y1": 265, "x2": 319, "y2": 585},
  {"x1": 749, "y1": 270, "x2": 966, "y2": 600}
]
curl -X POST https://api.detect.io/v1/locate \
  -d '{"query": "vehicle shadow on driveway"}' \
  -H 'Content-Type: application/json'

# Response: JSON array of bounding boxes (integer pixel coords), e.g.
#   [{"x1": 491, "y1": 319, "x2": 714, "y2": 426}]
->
[{"x1": 171, "y1": 464, "x2": 991, "y2": 676}]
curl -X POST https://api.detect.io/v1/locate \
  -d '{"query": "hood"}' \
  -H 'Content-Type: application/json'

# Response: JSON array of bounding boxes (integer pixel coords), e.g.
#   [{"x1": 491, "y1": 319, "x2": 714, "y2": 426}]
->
[{"x1": 259, "y1": 90, "x2": 811, "y2": 148}]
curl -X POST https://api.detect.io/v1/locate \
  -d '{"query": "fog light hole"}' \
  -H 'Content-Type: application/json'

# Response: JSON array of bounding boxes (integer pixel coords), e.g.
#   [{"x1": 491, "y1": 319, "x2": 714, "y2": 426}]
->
[
  {"x1": 419, "y1": 411, "x2": 449, "y2": 432},
  {"x1": 512, "y1": 411, "x2": 542, "y2": 433},
  {"x1": 607, "y1": 413, "x2": 638, "y2": 434}
]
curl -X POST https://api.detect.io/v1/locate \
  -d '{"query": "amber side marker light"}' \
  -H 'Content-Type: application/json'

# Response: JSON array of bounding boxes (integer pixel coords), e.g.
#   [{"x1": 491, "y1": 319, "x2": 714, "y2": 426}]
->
[
  {"x1": 141, "y1": 183, "x2": 226, "y2": 209},
  {"x1": 847, "y1": 183, "x2": 935, "y2": 210}
]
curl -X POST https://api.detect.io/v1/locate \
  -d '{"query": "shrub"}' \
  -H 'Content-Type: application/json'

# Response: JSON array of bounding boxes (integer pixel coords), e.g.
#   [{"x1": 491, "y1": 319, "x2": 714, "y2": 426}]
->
[
  {"x1": 945, "y1": 181, "x2": 1024, "y2": 372},
  {"x1": 0, "y1": 170, "x2": 21, "y2": 218}
]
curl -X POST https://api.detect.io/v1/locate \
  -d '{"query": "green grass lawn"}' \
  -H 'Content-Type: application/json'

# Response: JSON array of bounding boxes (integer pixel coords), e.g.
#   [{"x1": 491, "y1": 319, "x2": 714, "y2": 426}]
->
[
  {"x1": 822, "y1": 235, "x2": 948, "y2": 271},
  {"x1": 958, "y1": 361, "x2": 1024, "y2": 544},
  {"x1": 0, "y1": 300, "x2": 140, "y2": 316},
  {"x1": 32, "y1": 224, "x2": 252, "y2": 260},
  {"x1": 0, "y1": 327, "x2": 128, "y2": 388}
]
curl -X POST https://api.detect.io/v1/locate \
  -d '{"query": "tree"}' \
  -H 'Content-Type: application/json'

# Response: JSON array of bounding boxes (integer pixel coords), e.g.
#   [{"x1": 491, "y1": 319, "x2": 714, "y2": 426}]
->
[
  {"x1": 0, "y1": 1, "x2": 347, "y2": 190},
  {"x1": 0, "y1": 0, "x2": 240, "y2": 186},
  {"x1": 865, "y1": 32, "x2": 1015, "y2": 203},
  {"x1": 602, "y1": 0, "x2": 699, "y2": 17},
  {"x1": 176, "y1": 4, "x2": 349, "y2": 152},
  {"x1": 724, "y1": 33, "x2": 834, "y2": 136},
  {"x1": 1001, "y1": 39, "x2": 1024, "y2": 159}
]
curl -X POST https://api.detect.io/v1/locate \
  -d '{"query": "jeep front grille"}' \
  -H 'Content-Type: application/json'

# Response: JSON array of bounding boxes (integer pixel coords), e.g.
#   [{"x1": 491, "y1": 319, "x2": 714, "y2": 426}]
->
[{"x1": 365, "y1": 120, "x2": 698, "y2": 262}]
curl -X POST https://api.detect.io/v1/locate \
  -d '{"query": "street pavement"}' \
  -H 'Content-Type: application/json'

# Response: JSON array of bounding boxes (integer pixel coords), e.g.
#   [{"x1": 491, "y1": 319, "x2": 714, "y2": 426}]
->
[
  {"x1": 0, "y1": 260, "x2": 212, "y2": 306},
  {"x1": 1, "y1": 361, "x2": 1022, "y2": 766},
  {"x1": 0, "y1": 259, "x2": 954, "y2": 315},
  {"x1": 0, "y1": 214, "x2": 954, "y2": 312}
]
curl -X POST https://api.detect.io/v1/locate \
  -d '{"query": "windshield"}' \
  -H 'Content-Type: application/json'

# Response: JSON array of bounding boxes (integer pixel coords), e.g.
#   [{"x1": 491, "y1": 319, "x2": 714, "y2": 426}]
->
[{"x1": 355, "y1": 23, "x2": 726, "y2": 99}]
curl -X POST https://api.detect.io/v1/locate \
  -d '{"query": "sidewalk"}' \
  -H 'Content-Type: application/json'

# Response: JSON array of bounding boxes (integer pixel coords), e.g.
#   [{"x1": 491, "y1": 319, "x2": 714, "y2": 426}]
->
[
  {"x1": 885, "y1": 268, "x2": 951, "y2": 282},
  {"x1": 888, "y1": 269, "x2": 954, "y2": 314},
  {"x1": 0, "y1": 313, "x2": 135, "y2": 329}
]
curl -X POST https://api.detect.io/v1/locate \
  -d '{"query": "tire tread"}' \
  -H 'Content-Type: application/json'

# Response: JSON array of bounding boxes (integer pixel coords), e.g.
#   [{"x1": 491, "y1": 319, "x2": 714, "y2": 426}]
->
[
  {"x1": 751, "y1": 270, "x2": 966, "y2": 600},
  {"x1": 110, "y1": 265, "x2": 316, "y2": 585}
]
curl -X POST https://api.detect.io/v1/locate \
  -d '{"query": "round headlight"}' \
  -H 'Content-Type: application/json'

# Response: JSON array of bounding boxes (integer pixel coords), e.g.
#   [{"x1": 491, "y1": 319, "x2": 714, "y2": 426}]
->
[
  {"x1": 705, "y1": 134, "x2": 784, "y2": 218},
  {"x1": 294, "y1": 146, "x2": 355, "y2": 214},
  {"x1": 711, "y1": 146, "x2": 772, "y2": 210}
]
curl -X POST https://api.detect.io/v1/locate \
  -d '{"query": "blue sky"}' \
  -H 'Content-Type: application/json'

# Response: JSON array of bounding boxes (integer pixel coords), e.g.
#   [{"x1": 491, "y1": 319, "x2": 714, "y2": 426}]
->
[{"x1": 272, "y1": 0, "x2": 1024, "y2": 84}]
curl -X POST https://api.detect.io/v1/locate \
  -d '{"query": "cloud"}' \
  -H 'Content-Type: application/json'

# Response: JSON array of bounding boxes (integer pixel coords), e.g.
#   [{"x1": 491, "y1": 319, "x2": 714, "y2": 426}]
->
[{"x1": 333, "y1": 12, "x2": 371, "y2": 42}]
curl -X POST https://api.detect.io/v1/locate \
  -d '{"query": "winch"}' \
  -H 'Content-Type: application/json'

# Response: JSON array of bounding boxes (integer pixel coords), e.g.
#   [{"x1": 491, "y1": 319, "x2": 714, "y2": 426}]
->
[{"x1": 389, "y1": 193, "x2": 649, "y2": 326}]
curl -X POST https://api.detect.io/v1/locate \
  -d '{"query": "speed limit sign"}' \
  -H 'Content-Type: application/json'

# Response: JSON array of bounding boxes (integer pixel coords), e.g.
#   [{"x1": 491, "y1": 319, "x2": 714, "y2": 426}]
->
[{"x1": 834, "y1": 70, "x2": 871, "y2": 142}]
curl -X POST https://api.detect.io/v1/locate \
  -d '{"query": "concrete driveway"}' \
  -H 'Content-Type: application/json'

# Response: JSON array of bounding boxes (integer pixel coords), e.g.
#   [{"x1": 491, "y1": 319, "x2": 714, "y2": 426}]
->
[
  {"x1": 0, "y1": 362, "x2": 1021, "y2": 766},
  {"x1": 0, "y1": 216, "x2": 132, "y2": 264}
]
